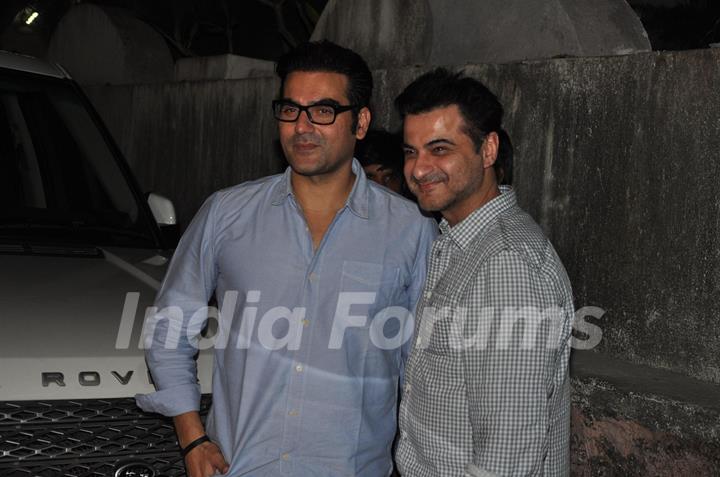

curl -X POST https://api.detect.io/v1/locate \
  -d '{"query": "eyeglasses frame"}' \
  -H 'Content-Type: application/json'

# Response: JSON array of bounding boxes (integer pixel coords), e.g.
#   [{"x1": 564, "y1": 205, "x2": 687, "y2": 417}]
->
[{"x1": 272, "y1": 100, "x2": 359, "y2": 125}]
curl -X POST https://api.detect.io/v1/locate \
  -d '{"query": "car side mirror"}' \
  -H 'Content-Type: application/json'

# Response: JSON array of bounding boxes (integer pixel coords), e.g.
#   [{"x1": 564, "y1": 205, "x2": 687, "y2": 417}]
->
[
  {"x1": 147, "y1": 192, "x2": 176, "y2": 225},
  {"x1": 147, "y1": 193, "x2": 180, "y2": 248}
]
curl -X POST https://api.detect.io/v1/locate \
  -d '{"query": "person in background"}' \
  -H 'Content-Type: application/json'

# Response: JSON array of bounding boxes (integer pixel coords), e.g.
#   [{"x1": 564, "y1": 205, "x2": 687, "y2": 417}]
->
[{"x1": 355, "y1": 129, "x2": 409, "y2": 196}]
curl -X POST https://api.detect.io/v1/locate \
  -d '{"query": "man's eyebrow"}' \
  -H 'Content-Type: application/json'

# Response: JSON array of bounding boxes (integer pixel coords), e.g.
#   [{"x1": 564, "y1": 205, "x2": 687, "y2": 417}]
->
[
  {"x1": 402, "y1": 142, "x2": 416, "y2": 150},
  {"x1": 425, "y1": 138, "x2": 456, "y2": 148},
  {"x1": 281, "y1": 97, "x2": 341, "y2": 106},
  {"x1": 310, "y1": 98, "x2": 341, "y2": 106}
]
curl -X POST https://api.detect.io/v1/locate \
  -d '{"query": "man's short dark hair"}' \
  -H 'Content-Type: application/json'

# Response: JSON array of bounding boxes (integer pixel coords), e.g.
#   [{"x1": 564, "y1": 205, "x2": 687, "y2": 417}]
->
[
  {"x1": 276, "y1": 40, "x2": 373, "y2": 132},
  {"x1": 395, "y1": 68, "x2": 513, "y2": 185}
]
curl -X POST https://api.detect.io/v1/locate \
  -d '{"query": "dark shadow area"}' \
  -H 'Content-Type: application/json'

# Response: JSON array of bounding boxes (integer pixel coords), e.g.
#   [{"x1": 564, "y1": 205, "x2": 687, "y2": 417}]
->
[
  {"x1": 0, "y1": 0, "x2": 329, "y2": 60},
  {"x1": 629, "y1": 0, "x2": 720, "y2": 49}
]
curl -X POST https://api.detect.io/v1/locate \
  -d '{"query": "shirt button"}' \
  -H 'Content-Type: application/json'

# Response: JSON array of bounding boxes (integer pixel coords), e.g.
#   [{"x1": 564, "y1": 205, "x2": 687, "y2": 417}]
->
[
  {"x1": 302, "y1": 319, "x2": 310, "y2": 327},
  {"x1": 282, "y1": 453, "x2": 290, "y2": 461},
  {"x1": 423, "y1": 291, "x2": 432, "y2": 299},
  {"x1": 295, "y1": 364, "x2": 304, "y2": 372},
  {"x1": 288, "y1": 410, "x2": 299, "y2": 416},
  {"x1": 405, "y1": 384, "x2": 412, "y2": 393},
  {"x1": 416, "y1": 336, "x2": 423, "y2": 346},
  {"x1": 308, "y1": 272, "x2": 318, "y2": 281}
]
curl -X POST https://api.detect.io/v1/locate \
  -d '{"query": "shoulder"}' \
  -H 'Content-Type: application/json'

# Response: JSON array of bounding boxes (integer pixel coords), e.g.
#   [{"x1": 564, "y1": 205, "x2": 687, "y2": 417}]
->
[
  {"x1": 206, "y1": 173, "x2": 284, "y2": 214},
  {"x1": 476, "y1": 206, "x2": 571, "y2": 296},
  {"x1": 215, "y1": 173, "x2": 282, "y2": 203},
  {"x1": 481, "y1": 206, "x2": 553, "y2": 272},
  {"x1": 367, "y1": 181, "x2": 433, "y2": 223}
]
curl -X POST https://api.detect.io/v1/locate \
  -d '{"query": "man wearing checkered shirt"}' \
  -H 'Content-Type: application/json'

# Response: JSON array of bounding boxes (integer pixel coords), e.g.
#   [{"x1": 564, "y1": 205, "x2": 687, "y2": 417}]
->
[{"x1": 394, "y1": 68, "x2": 573, "y2": 477}]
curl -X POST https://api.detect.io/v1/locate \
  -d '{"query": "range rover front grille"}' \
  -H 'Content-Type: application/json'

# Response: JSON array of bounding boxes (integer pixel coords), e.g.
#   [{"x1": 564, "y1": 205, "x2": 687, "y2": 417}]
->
[{"x1": 0, "y1": 395, "x2": 212, "y2": 477}]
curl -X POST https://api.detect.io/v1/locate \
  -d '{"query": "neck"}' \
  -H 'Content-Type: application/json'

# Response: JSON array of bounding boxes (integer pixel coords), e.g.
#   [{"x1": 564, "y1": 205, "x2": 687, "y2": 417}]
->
[
  {"x1": 291, "y1": 163, "x2": 356, "y2": 212},
  {"x1": 444, "y1": 181, "x2": 501, "y2": 227}
]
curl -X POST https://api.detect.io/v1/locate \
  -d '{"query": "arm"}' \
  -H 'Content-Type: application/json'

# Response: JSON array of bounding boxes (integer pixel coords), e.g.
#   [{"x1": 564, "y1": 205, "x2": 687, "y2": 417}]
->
[
  {"x1": 137, "y1": 194, "x2": 218, "y2": 415},
  {"x1": 135, "y1": 193, "x2": 228, "y2": 476},
  {"x1": 462, "y1": 251, "x2": 568, "y2": 476},
  {"x1": 401, "y1": 217, "x2": 438, "y2": 384},
  {"x1": 175, "y1": 411, "x2": 229, "y2": 476}
]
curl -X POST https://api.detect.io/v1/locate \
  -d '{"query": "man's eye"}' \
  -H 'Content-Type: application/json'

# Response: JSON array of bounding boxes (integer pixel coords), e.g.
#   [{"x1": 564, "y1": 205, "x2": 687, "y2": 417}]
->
[
  {"x1": 281, "y1": 106, "x2": 298, "y2": 114},
  {"x1": 432, "y1": 146, "x2": 447, "y2": 154},
  {"x1": 403, "y1": 148, "x2": 416, "y2": 157},
  {"x1": 316, "y1": 107, "x2": 334, "y2": 115}
]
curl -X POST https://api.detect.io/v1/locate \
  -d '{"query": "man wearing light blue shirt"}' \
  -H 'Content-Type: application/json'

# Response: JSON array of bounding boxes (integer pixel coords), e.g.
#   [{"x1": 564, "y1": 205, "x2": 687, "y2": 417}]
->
[{"x1": 136, "y1": 40, "x2": 437, "y2": 477}]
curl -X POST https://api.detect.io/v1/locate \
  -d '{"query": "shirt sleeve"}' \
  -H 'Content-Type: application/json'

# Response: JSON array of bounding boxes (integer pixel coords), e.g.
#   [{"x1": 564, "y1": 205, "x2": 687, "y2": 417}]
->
[
  {"x1": 401, "y1": 217, "x2": 438, "y2": 385},
  {"x1": 462, "y1": 250, "x2": 566, "y2": 476},
  {"x1": 135, "y1": 193, "x2": 220, "y2": 416}
]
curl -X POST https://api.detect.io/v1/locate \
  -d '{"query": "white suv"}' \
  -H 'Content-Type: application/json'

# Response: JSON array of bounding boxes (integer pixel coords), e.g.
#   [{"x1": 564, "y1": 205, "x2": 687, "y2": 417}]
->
[{"x1": 0, "y1": 51, "x2": 212, "y2": 477}]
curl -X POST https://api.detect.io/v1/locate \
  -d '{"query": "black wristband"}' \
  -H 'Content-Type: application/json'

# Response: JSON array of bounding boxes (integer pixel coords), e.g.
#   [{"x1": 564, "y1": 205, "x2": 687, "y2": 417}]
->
[{"x1": 181, "y1": 435, "x2": 212, "y2": 457}]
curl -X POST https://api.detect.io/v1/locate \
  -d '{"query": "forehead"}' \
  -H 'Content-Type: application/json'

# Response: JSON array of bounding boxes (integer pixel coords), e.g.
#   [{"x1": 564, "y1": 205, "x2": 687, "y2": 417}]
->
[
  {"x1": 403, "y1": 104, "x2": 468, "y2": 144},
  {"x1": 282, "y1": 71, "x2": 350, "y2": 103},
  {"x1": 364, "y1": 164, "x2": 391, "y2": 173}
]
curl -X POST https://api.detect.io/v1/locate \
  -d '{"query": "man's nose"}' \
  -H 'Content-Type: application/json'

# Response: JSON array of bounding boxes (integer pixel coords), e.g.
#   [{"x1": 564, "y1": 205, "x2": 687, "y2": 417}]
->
[
  {"x1": 408, "y1": 152, "x2": 433, "y2": 181},
  {"x1": 294, "y1": 110, "x2": 315, "y2": 134}
]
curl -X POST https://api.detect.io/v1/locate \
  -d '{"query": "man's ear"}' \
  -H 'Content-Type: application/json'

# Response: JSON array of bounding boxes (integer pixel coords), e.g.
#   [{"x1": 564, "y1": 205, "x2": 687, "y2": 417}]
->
[
  {"x1": 355, "y1": 107, "x2": 371, "y2": 140},
  {"x1": 481, "y1": 131, "x2": 499, "y2": 169}
]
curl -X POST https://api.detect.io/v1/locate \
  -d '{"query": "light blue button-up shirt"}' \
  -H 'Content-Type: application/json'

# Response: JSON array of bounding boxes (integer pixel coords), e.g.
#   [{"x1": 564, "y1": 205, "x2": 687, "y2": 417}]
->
[{"x1": 137, "y1": 160, "x2": 437, "y2": 476}]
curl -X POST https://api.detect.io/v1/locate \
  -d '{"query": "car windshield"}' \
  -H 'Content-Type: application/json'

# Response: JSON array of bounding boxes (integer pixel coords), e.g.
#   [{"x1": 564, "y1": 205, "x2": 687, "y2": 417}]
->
[{"x1": 0, "y1": 70, "x2": 157, "y2": 248}]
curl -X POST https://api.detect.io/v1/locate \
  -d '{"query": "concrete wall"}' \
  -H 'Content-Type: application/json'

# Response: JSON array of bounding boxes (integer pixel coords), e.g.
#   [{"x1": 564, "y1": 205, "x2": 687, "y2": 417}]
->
[
  {"x1": 311, "y1": 0, "x2": 433, "y2": 70},
  {"x1": 84, "y1": 78, "x2": 286, "y2": 227},
  {"x1": 462, "y1": 50, "x2": 720, "y2": 385},
  {"x1": 312, "y1": 0, "x2": 650, "y2": 68},
  {"x1": 425, "y1": 0, "x2": 651, "y2": 64},
  {"x1": 48, "y1": 4, "x2": 174, "y2": 85},
  {"x1": 175, "y1": 55, "x2": 276, "y2": 81},
  {"x1": 85, "y1": 48, "x2": 720, "y2": 385}
]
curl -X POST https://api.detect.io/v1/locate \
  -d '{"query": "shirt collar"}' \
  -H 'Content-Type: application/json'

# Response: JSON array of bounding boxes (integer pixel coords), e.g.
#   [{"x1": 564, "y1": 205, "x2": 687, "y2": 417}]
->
[
  {"x1": 439, "y1": 185, "x2": 517, "y2": 249},
  {"x1": 270, "y1": 158, "x2": 370, "y2": 219}
]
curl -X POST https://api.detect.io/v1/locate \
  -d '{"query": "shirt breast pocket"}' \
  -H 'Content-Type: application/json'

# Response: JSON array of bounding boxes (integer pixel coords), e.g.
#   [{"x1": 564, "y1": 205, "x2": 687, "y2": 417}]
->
[
  {"x1": 339, "y1": 260, "x2": 402, "y2": 342},
  {"x1": 340, "y1": 260, "x2": 400, "y2": 295},
  {"x1": 420, "y1": 291, "x2": 463, "y2": 356},
  {"x1": 341, "y1": 260, "x2": 397, "y2": 286}
]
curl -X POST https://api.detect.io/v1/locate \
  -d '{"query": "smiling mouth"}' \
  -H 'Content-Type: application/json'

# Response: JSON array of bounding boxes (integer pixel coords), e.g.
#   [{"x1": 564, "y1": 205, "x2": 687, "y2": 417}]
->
[
  {"x1": 417, "y1": 181, "x2": 442, "y2": 193},
  {"x1": 294, "y1": 143, "x2": 319, "y2": 152}
]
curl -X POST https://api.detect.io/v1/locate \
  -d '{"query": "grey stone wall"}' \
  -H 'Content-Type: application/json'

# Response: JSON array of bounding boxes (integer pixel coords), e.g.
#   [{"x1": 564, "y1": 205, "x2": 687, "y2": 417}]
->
[
  {"x1": 48, "y1": 4, "x2": 174, "y2": 85},
  {"x1": 312, "y1": 0, "x2": 650, "y2": 68},
  {"x1": 310, "y1": 0, "x2": 433, "y2": 70},
  {"x1": 174, "y1": 55, "x2": 276, "y2": 81},
  {"x1": 84, "y1": 78, "x2": 286, "y2": 227},
  {"x1": 85, "y1": 49, "x2": 720, "y2": 384}
]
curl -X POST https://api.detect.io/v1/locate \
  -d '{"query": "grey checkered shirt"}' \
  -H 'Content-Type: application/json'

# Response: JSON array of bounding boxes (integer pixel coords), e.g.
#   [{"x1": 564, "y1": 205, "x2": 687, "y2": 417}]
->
[{"x1": 396, "y1": 187, "x2": 572, "y2": 477}]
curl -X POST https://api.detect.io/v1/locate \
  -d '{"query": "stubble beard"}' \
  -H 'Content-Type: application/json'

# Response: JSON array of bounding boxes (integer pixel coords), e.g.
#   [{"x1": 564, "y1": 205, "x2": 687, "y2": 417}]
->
[
  {"x1": 285, "y1": 133, "x2": 327, "y2": 176},
  {"x1": 413, "y1": 174, "x2": 483, "y2": 216}
]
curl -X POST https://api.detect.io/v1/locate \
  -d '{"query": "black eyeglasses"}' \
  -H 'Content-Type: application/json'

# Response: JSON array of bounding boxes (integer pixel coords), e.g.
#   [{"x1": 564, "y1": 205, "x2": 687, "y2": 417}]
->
[{"x1": 272, "y1": 100, "x2": 358, "y2": 125}]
